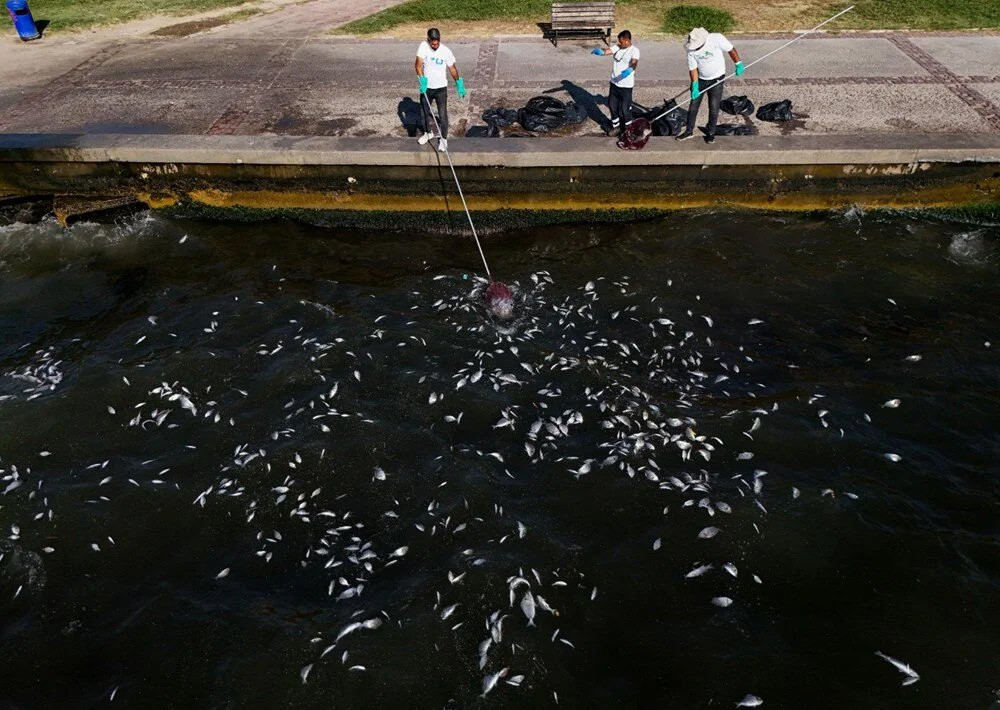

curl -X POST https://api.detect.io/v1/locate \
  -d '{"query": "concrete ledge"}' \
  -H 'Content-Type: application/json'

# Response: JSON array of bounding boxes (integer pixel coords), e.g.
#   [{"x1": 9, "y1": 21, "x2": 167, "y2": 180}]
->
[{"x1": 2, "y1": 133, "x2": 1000, "y2": 168}]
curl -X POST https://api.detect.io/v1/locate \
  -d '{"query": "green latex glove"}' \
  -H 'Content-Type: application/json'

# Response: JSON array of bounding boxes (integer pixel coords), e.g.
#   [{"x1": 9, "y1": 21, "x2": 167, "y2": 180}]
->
[
  {"x1": 456, "y1": 77, "x2": 467, "y2": 99},
  {"x1": 691, "y1": 80, "x2": 700, "y2": 101},
  {"x1": 735, "y1": 61, "x2": 745, "y2": 76},
  {"x1": 419, "y1": 76, "x2": 428, "y2": 94}
]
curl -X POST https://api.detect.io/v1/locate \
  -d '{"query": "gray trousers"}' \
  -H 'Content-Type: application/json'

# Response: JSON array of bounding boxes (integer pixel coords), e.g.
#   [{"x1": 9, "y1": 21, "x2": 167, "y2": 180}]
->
[
  {"x1": 686, "y1": 77, "x2": 724, "y2": 136},
  {"x1": 421, "y1": 87, "x2": 449, "y2": 138}
]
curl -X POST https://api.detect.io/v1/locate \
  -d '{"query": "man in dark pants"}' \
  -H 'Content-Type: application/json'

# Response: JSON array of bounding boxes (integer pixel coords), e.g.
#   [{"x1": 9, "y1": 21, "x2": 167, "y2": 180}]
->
[
  {"x1": 415, "y1": 27, "x2": 467, "y2": 152},
  {"x1": 675, "y1": 27, "x2": 744, "y2": 144},
  {"x1": 591, "y1": 30, "x2": 640, "y2": 137}
]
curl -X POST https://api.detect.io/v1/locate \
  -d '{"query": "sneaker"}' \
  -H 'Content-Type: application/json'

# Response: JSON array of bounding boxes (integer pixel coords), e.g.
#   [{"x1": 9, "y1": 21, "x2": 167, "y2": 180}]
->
[
  {"x1": 674, "y1": 131, "x2": 694, "y2": 141},
  {"x1": 417, "y1": 132, "x2": 433, "y2": 145},
  {"x1": 704, "y1": 134, "x2": 715, "y2": 144},
  {"x1": 438, "y1": 137, "x2": 448, "y2": 152}
]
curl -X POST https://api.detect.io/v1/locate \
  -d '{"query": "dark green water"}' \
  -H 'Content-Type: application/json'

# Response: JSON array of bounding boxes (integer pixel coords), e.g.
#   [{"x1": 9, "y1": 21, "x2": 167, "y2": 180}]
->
[{"x1": 0, "y1": 209, "x2": 997, "y2": 710}]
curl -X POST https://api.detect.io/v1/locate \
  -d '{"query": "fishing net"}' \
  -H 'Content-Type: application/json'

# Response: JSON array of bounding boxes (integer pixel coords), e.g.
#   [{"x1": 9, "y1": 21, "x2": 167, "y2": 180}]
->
[{"x1": 616, "y1": 118, "x2": 653, "y2": 150}]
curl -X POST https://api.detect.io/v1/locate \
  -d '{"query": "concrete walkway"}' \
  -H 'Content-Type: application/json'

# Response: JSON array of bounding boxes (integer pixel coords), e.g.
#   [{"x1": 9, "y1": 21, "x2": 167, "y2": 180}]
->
[{"x1": 1, "y1": 20, "x2": 998, "y2": 139}]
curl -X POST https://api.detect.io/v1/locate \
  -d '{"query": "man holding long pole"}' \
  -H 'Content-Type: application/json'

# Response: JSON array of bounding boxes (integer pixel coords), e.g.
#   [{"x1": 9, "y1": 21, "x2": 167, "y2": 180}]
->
[
  {"x1": 675, "y1": 27, "x2": 744, "y2": 144},
  {"x1": 415, "y1": 27, "x2": 467, "y2": 152}
]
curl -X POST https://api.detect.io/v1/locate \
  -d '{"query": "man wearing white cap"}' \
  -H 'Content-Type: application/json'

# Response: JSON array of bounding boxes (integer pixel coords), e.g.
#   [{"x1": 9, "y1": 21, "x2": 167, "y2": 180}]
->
[{"x1": 676, "y1": 27, "x2": 744, "y2": 143}]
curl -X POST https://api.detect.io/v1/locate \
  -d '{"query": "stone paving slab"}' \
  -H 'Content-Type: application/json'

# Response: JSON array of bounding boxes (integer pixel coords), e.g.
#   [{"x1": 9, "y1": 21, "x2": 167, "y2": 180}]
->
[
  {"x1": 1, "y1": 29, "x2": 998, "y2": 139},
  {"x1": 282, "y1": 40, "x2": 481, "y2": 84},
  {"x1": 88, "y1": 38, "x2": 293, "y2": 83},
  {"x1": 0, "y1": 85, "x2": 236, "y2": 134},
  {"x1": 3, "y1": 133, "x2": 1000, "y2": 167},
  {"x1": 910, "y1": 37, "x2": 1000, "y2": 78},
  {"x1": 728, "y1": 38, "x2": 927, "y2": 78}
]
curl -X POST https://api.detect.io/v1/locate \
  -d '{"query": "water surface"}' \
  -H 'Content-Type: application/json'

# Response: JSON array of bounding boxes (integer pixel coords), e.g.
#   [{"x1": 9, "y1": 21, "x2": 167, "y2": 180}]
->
[{"x1": 0, "y1": 209, "x2": 998, "y2": 709}]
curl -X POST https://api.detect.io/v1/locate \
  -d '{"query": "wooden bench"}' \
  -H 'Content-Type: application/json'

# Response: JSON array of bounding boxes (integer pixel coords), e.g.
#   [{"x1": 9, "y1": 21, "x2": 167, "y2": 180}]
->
[{"x1": 550, "y1": 2, "x2": 615, "y2": 47}]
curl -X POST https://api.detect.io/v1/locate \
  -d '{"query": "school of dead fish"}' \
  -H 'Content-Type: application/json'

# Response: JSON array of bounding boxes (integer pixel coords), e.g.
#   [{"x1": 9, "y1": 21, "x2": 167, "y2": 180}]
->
[{"x1": 0, "y1": 268, "x2": 930, "y2": 704}]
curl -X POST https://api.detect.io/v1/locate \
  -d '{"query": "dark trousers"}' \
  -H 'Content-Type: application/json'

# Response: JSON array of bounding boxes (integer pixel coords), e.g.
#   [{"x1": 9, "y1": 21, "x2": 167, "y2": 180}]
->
[
  {"x1": 686, "y1": 77, "x2": 724, "y2": 136},
  {"x1": 421, "y1": 87, "x2": 449, "y2": 138},
  {"x1": 608, "y1": 84, "x2": 633, "y2": 134}
]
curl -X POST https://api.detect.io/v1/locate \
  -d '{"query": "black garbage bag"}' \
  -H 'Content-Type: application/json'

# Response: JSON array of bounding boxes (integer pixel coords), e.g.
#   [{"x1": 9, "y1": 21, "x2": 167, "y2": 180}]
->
[
  {"x1": 518, "y1": 96, "x2": 568, "y2": 132},
  {"x1": 714, "y1": 124, "x2": 757, "y2": 136},
  {"x1": 721, "y1": 95, "x2": 755, "y2": 116},
  {"x1": 653, "y1": 99, "x2": 688, "y2": 136},
  {"x1": 756, "y1": 99, "x2": 793, "y2": 121},
  {"x1": 631, "y1": 98, "x2": 687, "y2": 136},
  {"x1": 481, "y1": 107, "x2": 518, "y2": 127},
  {"x1": 563, "y1": 101, "x2": 587, "y2": 124}
]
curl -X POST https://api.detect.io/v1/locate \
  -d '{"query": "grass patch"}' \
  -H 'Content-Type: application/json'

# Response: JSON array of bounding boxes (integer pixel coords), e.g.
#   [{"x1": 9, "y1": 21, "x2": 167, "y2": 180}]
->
[
  {"x1": 661, "y1": 5, "x2": 734, "y2": 34},
  {"x1": 30, "y1": 0, "x2": 255, "y2": 33},
  {"x1": 340, "y1": 0, "x2": 550, "y2": 34},
  {"x1": 843, "y1": 0, "x2": 1000, "y2": 30},
  {"x1": 340, "y1": 0, "x2": 1000, "y2": 35}
]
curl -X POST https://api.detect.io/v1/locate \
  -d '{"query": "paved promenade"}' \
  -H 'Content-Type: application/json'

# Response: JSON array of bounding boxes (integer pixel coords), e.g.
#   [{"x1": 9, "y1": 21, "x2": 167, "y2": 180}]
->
[{"x1": 1, "y1": 6, "x2": 998, "y2": 140}]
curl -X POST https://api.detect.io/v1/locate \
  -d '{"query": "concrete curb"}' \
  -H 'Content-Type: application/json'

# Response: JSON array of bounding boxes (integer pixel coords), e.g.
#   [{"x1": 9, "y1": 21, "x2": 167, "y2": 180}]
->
[{"x1": 2, "y1": 133, "x2": 1000, "y2": 168}]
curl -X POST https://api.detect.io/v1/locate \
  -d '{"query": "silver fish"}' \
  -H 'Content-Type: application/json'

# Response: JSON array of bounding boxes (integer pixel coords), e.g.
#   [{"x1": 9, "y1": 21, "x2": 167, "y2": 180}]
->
[
  {"x1": 520, "y1": 592, "x2": 537, "y2": 627},
  {"x1": 736, "y1": 694, "x2": 763, "y2": 707}
]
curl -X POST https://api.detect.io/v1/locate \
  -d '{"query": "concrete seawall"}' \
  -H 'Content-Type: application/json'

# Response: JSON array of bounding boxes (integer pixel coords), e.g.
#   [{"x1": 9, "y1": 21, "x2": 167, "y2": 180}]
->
[{"x1": 2, "y1": 133, "x2": 999, "y2": 226}]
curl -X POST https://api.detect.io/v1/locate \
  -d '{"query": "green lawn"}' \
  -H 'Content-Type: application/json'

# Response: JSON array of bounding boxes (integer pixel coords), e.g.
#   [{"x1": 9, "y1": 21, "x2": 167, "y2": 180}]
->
[
  {"x1": 340, "y1": 0, "x2": 550, "y2": 34},
  {"x1": 340, "y1": 0, "x2": 1000, "y2": 34},
  {"x1": 845, "y1": 0, "x2": 1000, "y2": 30},
  {"x1": 28, "y1": 0, "x2": 255, "y2": 32}
]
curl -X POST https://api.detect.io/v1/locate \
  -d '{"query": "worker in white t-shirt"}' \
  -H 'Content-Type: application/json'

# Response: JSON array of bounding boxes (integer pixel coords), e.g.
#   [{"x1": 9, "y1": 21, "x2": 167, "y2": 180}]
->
[
  {"x1": 591, "y1": 30, "x2": 640, "y2": 137},
  {"x1": 676, "y1": 27, "x2": 744, "y2": 144},
  {"x1": 415, "y1": 27, "x2": 467, "y2": 152}
]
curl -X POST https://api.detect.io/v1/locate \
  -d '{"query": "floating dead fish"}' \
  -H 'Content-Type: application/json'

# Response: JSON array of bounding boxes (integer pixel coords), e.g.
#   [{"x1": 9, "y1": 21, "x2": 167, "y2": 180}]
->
[
  {"x1": 736, "y1": 694, "x2": 763, "y2": 707},
  {"x1": 711, "y1": 596, "x2": 733, "y2": 608},
  {"x1": 698, "y1": 527, "x2": 720, "y2": 539},
  {"x1": 875, "y1": 651, "x2": 920, "y2": 686}
]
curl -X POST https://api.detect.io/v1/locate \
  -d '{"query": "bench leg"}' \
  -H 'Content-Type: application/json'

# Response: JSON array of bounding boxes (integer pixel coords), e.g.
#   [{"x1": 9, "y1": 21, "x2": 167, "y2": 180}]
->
[{"x1": 554, "y1": 29, "x2": 557, "y2": 46}]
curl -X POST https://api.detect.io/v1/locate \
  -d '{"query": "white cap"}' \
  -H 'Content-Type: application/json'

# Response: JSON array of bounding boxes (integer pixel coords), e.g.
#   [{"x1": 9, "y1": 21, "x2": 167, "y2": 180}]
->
[{"x1": 685, "y1": 27, "x2": 709, "y2": 51}]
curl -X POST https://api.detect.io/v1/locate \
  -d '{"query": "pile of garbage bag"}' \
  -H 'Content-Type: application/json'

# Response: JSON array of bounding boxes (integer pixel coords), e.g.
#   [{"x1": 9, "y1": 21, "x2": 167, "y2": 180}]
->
[{"x1": 481, "y1": 96, "x2": 587, "y2": 135}]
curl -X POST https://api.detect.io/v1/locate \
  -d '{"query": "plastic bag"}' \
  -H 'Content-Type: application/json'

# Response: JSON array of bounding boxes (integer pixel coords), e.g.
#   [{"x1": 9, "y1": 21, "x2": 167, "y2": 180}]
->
[
  {"x1": 756, "y1": 99, "x2": 793, "y2": 121},
  {"x1": 481, "y1": 108, "x2": 518, "y2": 127},
  {"x1": 563, "y1": 102, "x2": 587, "y2": 124},
  {"x1": 713, "y1": 124, "x2": 757, "y2": 136},
  {"x1": 721, "y1": 95, "x2": 754, "y2": 116},
  {"x1": 518, "y1": 96, "x2": 568, "y2": 132}
]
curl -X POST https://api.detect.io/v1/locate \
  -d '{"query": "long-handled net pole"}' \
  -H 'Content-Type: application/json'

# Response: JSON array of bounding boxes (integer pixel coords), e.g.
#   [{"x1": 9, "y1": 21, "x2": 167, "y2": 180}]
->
[
  {"x1": 631, "y1": 5, "x2": 855, "y2": 127},
  {"x1": 420, "y1": 92, "x2": 493, "y2": 281}
]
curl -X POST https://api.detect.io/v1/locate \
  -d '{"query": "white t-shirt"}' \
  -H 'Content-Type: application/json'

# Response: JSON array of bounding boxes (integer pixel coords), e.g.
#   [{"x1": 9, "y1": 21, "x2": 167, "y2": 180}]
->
[
  {"x1": 417, "y1": 40, "x2": 456, "y2": 90},
  {"x1": 610, "y1": 44, "x2": 640, "y2": 88},
  {"x1": 687, "y1": 33, "x2": 733, "y2": 80}
]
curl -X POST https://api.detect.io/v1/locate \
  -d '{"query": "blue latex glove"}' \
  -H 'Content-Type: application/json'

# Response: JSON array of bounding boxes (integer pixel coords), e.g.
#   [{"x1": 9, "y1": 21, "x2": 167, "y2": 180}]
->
[
  {"x1": 591, "y1": 48, "x2": 604, "y2": 55},
  {"x1": 418, "y1": 76, "x2": 428, "y2": 94},
  {"x1": 619, "y1": 68, "x2": 633, "y2": 79},
  {"x1": 691, "y1": 80, "x2": 700, "y2": 101},
  {"x1": 735, "y1": 61, "x2": 745, "y2": 76},
  {"x1": 456, "y1": 77, "x2": 467, "y2": 99}
]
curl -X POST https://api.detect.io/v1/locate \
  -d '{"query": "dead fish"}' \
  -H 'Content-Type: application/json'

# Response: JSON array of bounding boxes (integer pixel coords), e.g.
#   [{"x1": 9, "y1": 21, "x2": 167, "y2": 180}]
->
[
  {"x1": 685, "y1": 563, "x2": 713, "y2": 579},
  {"x1": 881, "y1": 399, "x2": 901, "y2": 409},
  {"x1": 723, "y1": 563, "x2": 738, "y2": 577},
  {"x1": 698, "y1": 526, "x2": 720, "y2": 539},
  {"x1": 300, "y1": 664, "x2": 313, "y2": 684},
  {"x1": 481, "y1": 668, "x2": 509, "y2": 698},
  {"x1": 875, "y1": 651, "x2": 920, "y2": 686},
  {"x1": 736, "y1": 694, "x2": 763, "y2": 707},
  {"x1": 711, "y1": 596, "x2": 733, "y2": 608},
  {"x1": 216, "y1": 568, "x2": 230, "y2": 579},
  {"x1": 884, "y1": 453, "x2": 902, "y2": 462},
  {"x1": 904, "y1": 355, "x2": 922, "y2": 362},
  {"x1": 520, "y1": 591, "x2": 537, "y2": 627},
  {"x1": 441, "y1": 603, "x2": 459, "y2": 621}
]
